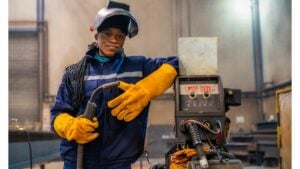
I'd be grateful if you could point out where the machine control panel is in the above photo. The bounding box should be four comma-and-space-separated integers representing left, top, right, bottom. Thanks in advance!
179, 83, 220, 112
176, 76, 225, 115
175, 75, 226, 140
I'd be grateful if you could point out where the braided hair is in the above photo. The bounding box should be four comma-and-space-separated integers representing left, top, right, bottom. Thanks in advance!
63, 42, 97, 108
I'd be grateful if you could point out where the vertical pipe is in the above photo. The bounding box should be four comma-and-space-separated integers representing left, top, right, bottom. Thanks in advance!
37, 0, 46, 124
178, 0, 182, 37
36, 0, 39, 31
171, 0, 178, 55
41, 0, 45, 26
41, 0, 48, 99
251, 0, 264, 115
37, 0, 43, 123
41, 0, 47, 98
251, 0, 264, 92
187, 0, 192, 37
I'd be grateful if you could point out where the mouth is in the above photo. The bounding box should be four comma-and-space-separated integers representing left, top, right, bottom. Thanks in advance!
106, 45, 120, 51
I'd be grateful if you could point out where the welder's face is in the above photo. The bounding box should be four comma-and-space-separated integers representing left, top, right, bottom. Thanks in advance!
96, 28, 126, 57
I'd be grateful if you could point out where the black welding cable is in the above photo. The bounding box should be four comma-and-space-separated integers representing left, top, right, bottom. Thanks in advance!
186, 123, 209, 168
149, 163, 165, 169
145, 150, 166, 169
205, 132, 222, 162
17, 128, 33, 169
143, 150, 166, 168
205, 128, 235, 161
217, 151, 235, 159
24, 130, 33, 169
144, 150, 152, 165
184, 120, 220, 135
215, 120, 231, 152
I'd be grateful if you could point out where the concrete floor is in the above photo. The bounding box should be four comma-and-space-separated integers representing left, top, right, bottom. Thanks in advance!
243, 167, 279, 169
25, 159, 280, 169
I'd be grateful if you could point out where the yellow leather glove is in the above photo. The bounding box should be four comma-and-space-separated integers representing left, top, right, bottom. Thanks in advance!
170, 149, 197, 164
170, 162, 188, 169
108, 64, 177, 122
53, 113, 99, 144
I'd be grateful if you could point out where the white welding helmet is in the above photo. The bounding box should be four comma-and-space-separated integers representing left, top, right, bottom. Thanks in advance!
92, 1, 138, 38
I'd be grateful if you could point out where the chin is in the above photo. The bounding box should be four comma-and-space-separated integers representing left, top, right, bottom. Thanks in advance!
105, 53, 115, 57
105, 50, 121, 57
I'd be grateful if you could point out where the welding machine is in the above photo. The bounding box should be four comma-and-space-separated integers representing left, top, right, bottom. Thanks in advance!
163, 75, 243, 169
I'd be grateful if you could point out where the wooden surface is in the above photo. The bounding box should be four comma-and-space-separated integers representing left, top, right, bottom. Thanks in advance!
278, 91, 291, 169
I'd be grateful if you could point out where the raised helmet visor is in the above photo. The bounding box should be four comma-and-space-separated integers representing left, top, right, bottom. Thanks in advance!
93, 7, 138, 38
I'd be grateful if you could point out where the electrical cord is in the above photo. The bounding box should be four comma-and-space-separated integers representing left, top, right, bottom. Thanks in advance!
205, 131, 223, 162
144, 150, 152, 165
216, 120, 223, 142
186, 119, 234, 162
185, 122, 209, 168
204, 123, 235, 161
184, 120, 220, 135
149, 163, 165, 169
17, 127, 33, 169
142, 141, 166, 168
144, 150, 166, 169
11, 118, 33, 169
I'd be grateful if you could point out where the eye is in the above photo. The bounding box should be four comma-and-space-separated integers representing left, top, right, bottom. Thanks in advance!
104, 32, 113, 37
117, 34, 126, 41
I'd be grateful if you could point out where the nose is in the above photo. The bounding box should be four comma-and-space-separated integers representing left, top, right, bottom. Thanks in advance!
109, 33, 125, 42
109, 35, 119, 42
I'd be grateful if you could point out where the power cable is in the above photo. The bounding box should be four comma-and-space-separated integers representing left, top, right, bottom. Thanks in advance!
11, 118, 33, 169
16, 128, 33, 169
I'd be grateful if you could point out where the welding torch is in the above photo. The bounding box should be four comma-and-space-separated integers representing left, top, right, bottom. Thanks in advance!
77, 81, 120, 169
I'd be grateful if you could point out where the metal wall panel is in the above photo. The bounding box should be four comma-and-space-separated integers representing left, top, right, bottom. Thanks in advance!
9, 32, 40, 122
187, 0, 255, 91
260, 0, 291, 85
